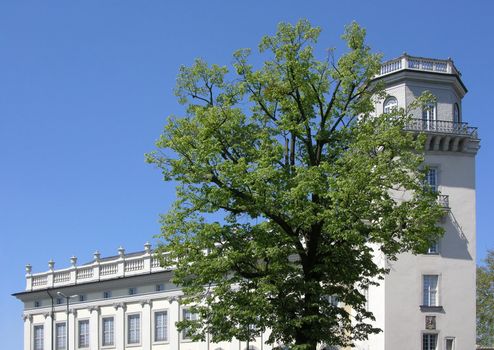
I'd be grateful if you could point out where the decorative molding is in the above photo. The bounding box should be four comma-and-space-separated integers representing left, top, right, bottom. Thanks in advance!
69, 309, 77, 317
89, 305, 100, 313
425, 315, 436, 330
43, 311, 53, 319
167, 295, 181, 303
140, 299, 151, 307
22, 314, 32, 322
113, 302, 127, 311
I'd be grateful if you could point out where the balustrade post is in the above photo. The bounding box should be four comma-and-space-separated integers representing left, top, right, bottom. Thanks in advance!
447, 58, 453, 74
47, 260, 55, 288
143, 242, 152, 273
92, 251, 100, 281
25, 264, 32, 291
69, 256, 77, 284
117, 246, 125, 277
401, 54, 408, 70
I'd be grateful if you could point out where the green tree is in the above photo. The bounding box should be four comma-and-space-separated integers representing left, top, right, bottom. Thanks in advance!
147, 20, 444, 350
478, 250, 494, 346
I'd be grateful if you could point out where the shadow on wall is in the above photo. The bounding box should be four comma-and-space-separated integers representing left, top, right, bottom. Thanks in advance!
439, 210, 472, 261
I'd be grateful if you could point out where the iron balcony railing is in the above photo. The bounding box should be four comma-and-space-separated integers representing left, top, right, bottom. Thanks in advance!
437, 194, 449, 208
405, 119, 478, 139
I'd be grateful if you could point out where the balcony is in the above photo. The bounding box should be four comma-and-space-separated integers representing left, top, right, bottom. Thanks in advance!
378, 54, 460, 78
405, 119, 478, 139
403, 119, 479, 154
437, 194, 449, 209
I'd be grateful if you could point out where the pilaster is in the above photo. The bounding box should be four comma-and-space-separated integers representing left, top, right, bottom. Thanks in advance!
89, 306, 100, 349
169, 296, 181, 350
114, 302, 126, 350
43, 312, 53, 350
22, 314, 32, 350
141, 299, 152, 350
68, 309, 77, 350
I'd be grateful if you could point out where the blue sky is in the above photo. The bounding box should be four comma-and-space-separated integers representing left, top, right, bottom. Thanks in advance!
1, 0, 493, 347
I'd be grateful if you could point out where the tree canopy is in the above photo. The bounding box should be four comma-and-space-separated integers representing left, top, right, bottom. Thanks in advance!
478, 249, 494, 346
147, 20, 444, 350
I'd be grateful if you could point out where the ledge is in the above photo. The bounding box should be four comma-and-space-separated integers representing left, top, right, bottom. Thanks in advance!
420, 305, 444, 313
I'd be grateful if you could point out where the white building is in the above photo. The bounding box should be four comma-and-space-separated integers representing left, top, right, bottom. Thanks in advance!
14, 55, 479, 350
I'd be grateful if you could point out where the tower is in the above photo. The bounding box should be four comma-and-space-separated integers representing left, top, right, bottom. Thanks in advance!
366, 54, 479, 350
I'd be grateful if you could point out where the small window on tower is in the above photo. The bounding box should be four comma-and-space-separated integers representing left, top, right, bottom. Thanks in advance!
383, 96, 398, 114
425, 168, 438, 192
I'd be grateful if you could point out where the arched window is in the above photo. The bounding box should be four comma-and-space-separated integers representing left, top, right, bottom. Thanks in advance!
453, 103, 461, 124
383, 96, 398, 114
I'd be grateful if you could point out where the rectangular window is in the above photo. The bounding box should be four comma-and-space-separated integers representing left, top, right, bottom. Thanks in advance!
56, 298, 63, 305
182, 309, 197, 339
103, 291, 112, 299
79, 295, 86, 302
423, 275, 439, 306
155, 284, 164, 292
127, 314, 141, 344
427, 242, 439, 254
422, 333, 438, 350
425, 168, 438, 192
33, 325, 44, 350
129, 287, 137, 295
34, 300, 41, 308
154, 311, 168, 342
445, 337, 455, 350
422, 103, 437, 130
56, 323, 66, 350
78, 320, 90, 348
102, 317, 114, 346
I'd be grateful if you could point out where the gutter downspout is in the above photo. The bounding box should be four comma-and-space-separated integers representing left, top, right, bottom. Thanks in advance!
46, 290, 54, 350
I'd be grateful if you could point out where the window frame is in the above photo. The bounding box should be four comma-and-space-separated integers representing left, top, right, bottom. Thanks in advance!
128, 287, 137, 295
427, 241, 440, 255
444, 337, 455, 350
103, 291, 112, 299
383, 96, 398, 114
33, 324, 44, 350
77, 319, 90, 349
155, 284, 165, 292
422, 274, 440, 307
425, 167, 439, 193
153, 309, 169, 343
181, 308, 198, 341
422, 102, 437, 130
100, 316, 115, 348
422, 332, 438, 350
55, 321, 67, 350
126, 312, 142, 346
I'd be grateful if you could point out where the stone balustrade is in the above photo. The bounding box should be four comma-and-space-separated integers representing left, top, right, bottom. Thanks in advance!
378, 54, 460, 77
24, 242, 169, 291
